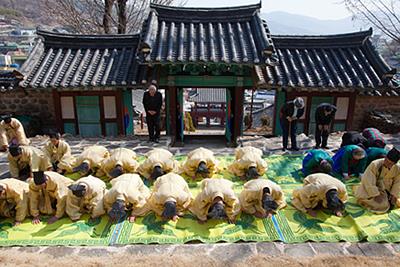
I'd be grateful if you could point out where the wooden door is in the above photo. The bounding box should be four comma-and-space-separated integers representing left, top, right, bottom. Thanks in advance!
76, 96, 102, 137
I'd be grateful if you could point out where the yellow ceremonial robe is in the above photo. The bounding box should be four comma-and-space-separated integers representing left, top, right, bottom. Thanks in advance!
0, 178, 30, 222
229, 146, 268, 177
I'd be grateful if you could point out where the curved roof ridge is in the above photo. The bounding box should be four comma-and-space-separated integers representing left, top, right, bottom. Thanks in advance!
272, 28, 372, 40
150, 2, 261, 13
36, 28, 140, 42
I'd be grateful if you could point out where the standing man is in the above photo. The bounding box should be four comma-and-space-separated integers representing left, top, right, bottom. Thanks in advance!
0, 114, 30, 152
279, 97, 305, 151
314, 103, 337, 149
142, 84, 163, 143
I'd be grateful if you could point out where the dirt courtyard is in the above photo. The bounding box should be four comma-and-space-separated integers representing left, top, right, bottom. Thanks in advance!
1, 251, 399, 267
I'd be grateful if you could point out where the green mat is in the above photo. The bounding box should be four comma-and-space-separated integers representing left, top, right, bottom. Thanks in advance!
1, 154, 400, 246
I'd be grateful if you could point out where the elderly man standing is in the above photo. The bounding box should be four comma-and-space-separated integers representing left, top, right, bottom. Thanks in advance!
0, 114, 30, 152
355, 147, 400, 214
142, 84, 163, 143
279, 97, 305, 151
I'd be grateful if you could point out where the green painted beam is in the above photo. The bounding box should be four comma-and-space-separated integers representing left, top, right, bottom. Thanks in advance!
159, 75, 254, 87
122, 90, 134, 135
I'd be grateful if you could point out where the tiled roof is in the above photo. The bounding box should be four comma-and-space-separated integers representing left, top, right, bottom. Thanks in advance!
189, 88, 226, 103
138, 3, 278, 65
20, 30, 147, 88
0, 70, 23, 91
255, 29, 399, 95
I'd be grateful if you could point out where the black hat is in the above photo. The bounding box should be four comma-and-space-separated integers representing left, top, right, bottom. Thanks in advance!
109, 165, 124, 178
48, 130, 61, 140
207, 202, 227, 220
108, 199, 126, 221
33, 171, 47, 185
1, 114, 12, 123
245, 166, 260, 179
8, 144, 21, 157
162, 201, 177, 220
150, 166, 164, 180
387, 147, 400, 163
68, 184, 87, 198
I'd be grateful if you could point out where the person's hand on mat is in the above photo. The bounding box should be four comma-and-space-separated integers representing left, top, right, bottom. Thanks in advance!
343, 174, 350, 181
307, 209, 317, 217
171, 215, 179, 222
390, 194, 398, 206
228, 218, 236, 224
13, 221, 21, 227
253, 211, 265, 218
374, 194, 385, 203
266, 212, 273, 219
32, 216, 41, 224
334, 210, 343, 217
198, 219, 206, 224
47, 216, 59, 224
128, 215, 136, 223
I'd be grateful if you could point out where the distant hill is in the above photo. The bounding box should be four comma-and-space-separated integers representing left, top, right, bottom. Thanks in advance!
262, 11, 366, 35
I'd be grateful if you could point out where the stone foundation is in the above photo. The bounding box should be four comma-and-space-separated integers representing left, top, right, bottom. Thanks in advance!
352, 95, 400, 132
0, 89, 55, 135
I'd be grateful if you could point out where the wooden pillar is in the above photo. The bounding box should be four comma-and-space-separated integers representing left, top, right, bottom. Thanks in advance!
52, 89, 63, 133
346, 93, 357, 130
232, 87, 244, 146
167, 86, 178, 146
115, 90, 124, 135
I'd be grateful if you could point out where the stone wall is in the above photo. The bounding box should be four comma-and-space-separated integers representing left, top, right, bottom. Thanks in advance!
352, 95, 400, 131
0, 89, 56, 135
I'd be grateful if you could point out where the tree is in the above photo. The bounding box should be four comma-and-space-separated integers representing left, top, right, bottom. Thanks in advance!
344, 0, 400, 43
42, 0, 184, 34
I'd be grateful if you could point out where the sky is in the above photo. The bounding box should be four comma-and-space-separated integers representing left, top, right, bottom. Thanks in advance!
185, 0, 352, 20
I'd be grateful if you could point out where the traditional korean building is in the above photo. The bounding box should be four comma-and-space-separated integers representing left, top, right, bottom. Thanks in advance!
1, 3, 398, 146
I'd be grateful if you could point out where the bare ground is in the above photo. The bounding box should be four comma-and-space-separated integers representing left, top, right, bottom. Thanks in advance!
1, 251, 400, 267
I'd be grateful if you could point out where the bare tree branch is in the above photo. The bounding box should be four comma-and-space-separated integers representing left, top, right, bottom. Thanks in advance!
42, 0, 183, 34
344, 0, 400, 43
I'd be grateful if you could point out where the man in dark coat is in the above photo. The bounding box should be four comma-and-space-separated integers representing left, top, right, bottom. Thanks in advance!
340, 131, 368, 149
279, 97, 305, 151
314, 103, 337, 149
142, 84, 163, 143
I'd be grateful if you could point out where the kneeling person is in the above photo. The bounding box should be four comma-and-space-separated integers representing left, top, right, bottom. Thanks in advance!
230, 146, 268, 179
43, 132, 75, 174
73, 145, 109, 177
355, 148, 400, 214
66, 175, 107, 221
181, 147, 218, 179
8, 144, 52, 181
190, 178, 240, 224
147, 173, 192, 222
240, 179, 286, 218
332, 145, 367, 180
292, 173, 347, 217
137, 148, 178, 181
0, 178, 30, 226
104, 174, 150, 223
302, 149, 333, 176
29, 171, 73, 224
102, 148, 139, 179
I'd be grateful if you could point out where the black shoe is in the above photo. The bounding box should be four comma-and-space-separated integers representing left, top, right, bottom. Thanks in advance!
322, 145, 330, 149
282, 147, 287, 151
290, 147, 300, 151
314, 145, 320, 149
154, 139, 160, 143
